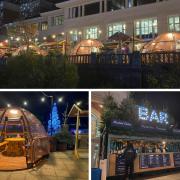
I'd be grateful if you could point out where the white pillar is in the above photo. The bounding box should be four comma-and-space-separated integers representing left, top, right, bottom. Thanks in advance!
104, 0, 107, 12
125, 0, 129, 8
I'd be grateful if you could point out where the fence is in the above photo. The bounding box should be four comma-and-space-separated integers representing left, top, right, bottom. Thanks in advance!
68, 52, 180, 65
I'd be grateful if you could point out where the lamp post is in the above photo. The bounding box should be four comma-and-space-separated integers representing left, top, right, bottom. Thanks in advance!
41, 92, 53, 136
41, 92, 63, 136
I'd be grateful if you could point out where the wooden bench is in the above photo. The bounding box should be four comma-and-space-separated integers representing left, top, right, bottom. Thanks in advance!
0, 141, 8, 152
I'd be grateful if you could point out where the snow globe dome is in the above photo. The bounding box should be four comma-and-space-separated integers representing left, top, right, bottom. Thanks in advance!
0, 107, 50, 170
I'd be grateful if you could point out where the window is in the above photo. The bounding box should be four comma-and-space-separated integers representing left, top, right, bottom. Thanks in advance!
41, 22, 48, 31
85, 27, 99, 39
70, 30, 78, 42
51, 15, 64, 26
108, 23, 126, 37
133, 0, 156, 6
107, 0, 125, 11
135, 18, 158, 38
72, 7, 79, 18
84, 2, 100, 16
169, 16, 180, 32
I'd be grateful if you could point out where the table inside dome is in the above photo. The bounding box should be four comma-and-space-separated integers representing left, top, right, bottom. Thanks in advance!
4, 138, 25, 157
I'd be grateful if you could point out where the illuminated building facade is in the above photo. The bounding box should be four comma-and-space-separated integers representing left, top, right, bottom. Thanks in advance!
4, 0, 180, 44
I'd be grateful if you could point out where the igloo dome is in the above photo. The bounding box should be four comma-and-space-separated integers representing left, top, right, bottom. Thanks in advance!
0, 107, 50, 170
142, 32, 180, 53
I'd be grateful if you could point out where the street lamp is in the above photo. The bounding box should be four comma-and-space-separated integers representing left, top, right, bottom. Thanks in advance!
23, 101, 28, 106
58, 97, 63, 103
41, 97, 46, 102
43, 37, 47, 41
76, 101, 82, 106
41, 92, 54, 136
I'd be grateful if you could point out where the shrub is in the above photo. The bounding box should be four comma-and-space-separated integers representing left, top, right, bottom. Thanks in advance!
0, 52, 78, 88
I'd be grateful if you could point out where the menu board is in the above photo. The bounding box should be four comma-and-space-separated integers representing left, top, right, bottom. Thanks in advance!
140, 154, 171, 169
116, 154, 126, 175
173, 153, 180, 167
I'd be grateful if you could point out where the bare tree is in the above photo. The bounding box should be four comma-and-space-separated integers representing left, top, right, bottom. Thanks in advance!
6, 20, 38, 51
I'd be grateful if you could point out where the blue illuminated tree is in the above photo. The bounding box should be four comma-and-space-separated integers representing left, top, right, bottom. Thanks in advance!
48, 103, 61, 135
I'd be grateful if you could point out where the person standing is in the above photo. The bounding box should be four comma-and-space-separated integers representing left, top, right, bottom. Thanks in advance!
124, 141, 136, 180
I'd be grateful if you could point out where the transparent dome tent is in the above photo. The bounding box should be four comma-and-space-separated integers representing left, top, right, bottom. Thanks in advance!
0, 107, 50, 170
142, 32, 180, 53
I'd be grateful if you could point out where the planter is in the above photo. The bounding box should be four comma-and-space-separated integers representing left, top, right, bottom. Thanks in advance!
49, 137, 57, 152
57, 142, 67, 151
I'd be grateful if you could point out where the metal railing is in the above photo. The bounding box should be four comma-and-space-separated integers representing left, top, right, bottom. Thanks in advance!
68, 52, 180, 65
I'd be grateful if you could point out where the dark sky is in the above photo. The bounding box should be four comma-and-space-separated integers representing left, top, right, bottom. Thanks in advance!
0, 91, 89, 131
133, 92, 180, 128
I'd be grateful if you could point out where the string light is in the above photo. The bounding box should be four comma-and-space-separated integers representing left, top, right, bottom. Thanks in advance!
138, 106, 169, 124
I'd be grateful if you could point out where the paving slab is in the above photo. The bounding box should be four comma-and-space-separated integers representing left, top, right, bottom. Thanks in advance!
0, 151, 88, 180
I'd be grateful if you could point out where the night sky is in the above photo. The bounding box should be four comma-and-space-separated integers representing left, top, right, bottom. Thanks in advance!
0, 91, 89, 132
133, 92, 180, 128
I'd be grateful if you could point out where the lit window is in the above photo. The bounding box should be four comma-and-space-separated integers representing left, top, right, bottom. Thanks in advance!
70, 30, 78, 42
52, 15, 64, 26
135, 18, 158, 39
169, 16, 180, 32
41, 22, 48, 31
108, 23, 126, 37
85, 27, 99, 39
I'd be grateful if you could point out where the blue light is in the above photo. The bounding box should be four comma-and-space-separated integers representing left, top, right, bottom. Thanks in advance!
138, 106, 148, 120
138, 106, 168, 124
48, 102, 61, 135
149, 110, 159, 122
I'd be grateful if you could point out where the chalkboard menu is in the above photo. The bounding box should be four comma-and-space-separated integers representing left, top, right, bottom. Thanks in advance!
140, 154, 171, 169
173, 153, 180, 167
116, 154, 125, 175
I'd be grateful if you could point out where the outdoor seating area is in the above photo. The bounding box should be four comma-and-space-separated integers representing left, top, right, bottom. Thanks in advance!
0, 107, 50, 170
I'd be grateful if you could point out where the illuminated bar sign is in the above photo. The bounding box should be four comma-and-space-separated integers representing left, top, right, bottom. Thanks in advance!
138, 106, 168, 124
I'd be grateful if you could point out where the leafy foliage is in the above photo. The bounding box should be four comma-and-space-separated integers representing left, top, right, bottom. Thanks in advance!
101, 95, 120, 131
54, 128, 74, 145
0, 52, 78, 88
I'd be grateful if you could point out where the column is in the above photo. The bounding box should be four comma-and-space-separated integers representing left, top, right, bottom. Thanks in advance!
125, 0, 129, 8
100, 0, 102, 13
104, 0, 107, 12
82, 5, 85, 16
